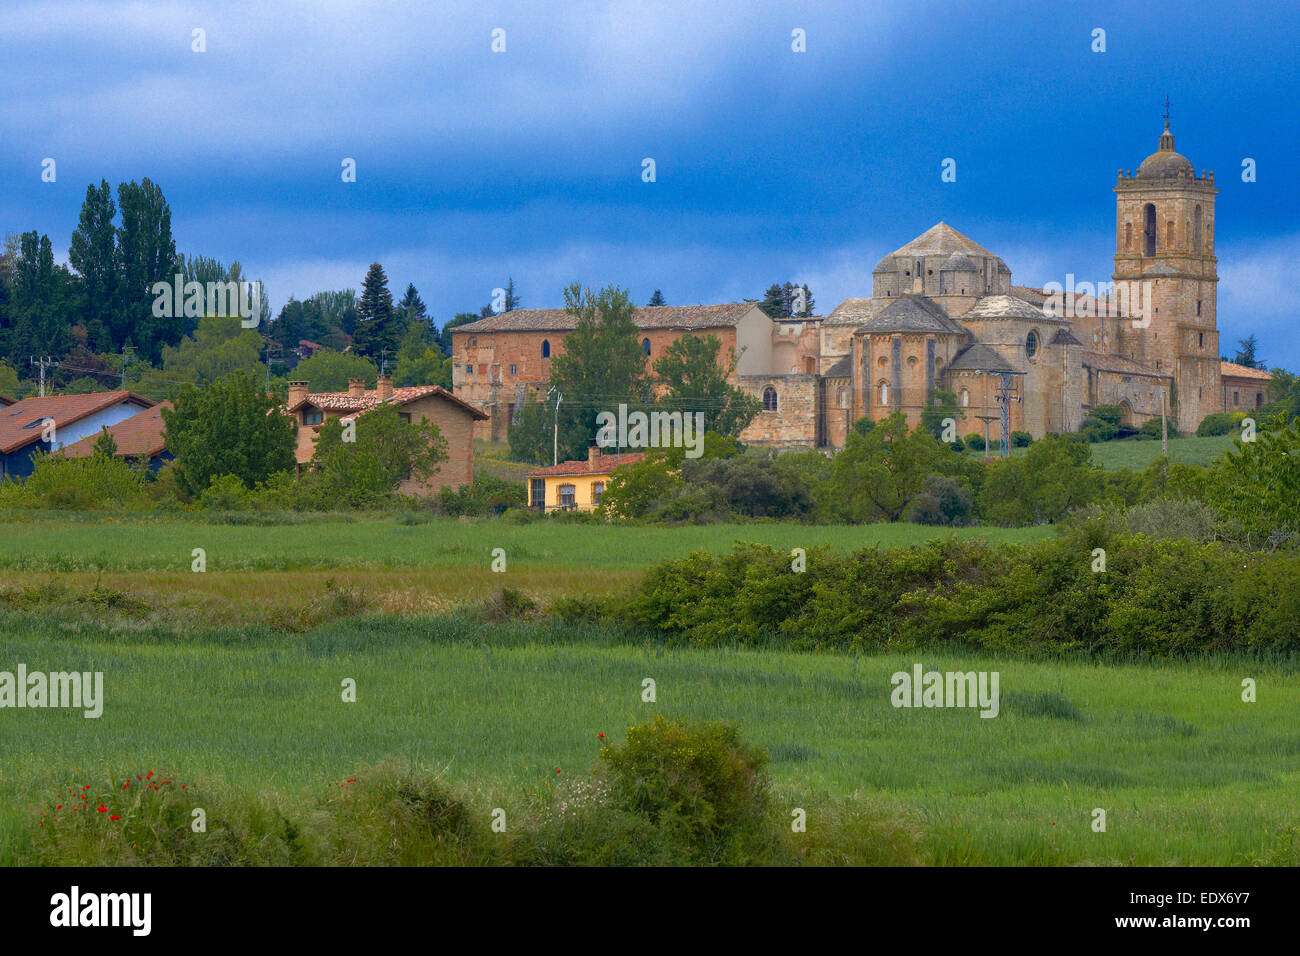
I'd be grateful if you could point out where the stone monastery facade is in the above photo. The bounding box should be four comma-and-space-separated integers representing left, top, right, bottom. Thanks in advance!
452, 121, 1232, 448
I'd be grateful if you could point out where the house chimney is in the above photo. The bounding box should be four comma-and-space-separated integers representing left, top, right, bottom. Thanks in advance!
376, 374, 393, 400
288, 381, 309, 407
348, 378, 366, 399
588, 442, 600, 465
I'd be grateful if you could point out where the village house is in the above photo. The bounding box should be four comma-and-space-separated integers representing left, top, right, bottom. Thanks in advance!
0, 391, 156, 479
286, 375, 486, 495
524, 445, 644, 512
61, 401, 172, 471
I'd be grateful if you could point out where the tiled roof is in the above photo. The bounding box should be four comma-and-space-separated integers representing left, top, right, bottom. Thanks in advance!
291, 385, 488, 420
947, 342, 1018, 374
1050, 328, 1083, 346
525, 452, 645, 478
825, 297, 889, 326
1080, 351, 1169, 378
822, 355, 851, 378
0, 395, 14, 407
0, 391, 155, 455
965, 294, 1062, 322
857, 295, 967, 336
451, 303, 759, 334
883, 222, 999, 260
62, 402, 171, 460
1220, 361, 1271, 381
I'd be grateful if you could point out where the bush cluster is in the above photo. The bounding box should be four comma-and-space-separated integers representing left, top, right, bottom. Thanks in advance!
611, 533, 1300, 656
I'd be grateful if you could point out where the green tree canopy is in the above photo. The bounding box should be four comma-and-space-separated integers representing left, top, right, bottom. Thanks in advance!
652, 333, 760, 438
161, 370, 297, 497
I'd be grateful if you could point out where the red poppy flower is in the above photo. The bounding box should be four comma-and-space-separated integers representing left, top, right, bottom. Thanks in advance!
597, 733, 605, 738
110, 815, 120, 821
123, 782, 129, 788
97, 806, 107, 813
56, 805, 61, 810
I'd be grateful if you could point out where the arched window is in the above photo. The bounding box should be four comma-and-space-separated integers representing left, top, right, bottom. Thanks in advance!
960, 388, 969, 407
838, 388, 848, 409
1194, 205, 1202, 252
1144, 204, 1156, 256
642, 338, 651, 356
1026, 330, 1039, 359
879, 381, 889, 406
762, 386, 778, 411
541, 339, 551, 358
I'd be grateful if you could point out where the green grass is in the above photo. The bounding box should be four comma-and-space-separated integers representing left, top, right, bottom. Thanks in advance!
962, 434, 1236, 470
0, 516, 1050, 573
1086, 434, 1237, 470
2, 614, 1296, 866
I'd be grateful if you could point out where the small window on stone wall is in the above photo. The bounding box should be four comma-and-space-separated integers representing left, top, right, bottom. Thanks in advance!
763, 386, 778, 411
1026, 330, 1040, 359
542, 340, 551, 358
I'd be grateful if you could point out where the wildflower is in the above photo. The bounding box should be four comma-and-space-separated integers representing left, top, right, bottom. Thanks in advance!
110, 815, 120, 821
97, 806, 107, 813
56, 805, 61, 810
597, 733, 605, 739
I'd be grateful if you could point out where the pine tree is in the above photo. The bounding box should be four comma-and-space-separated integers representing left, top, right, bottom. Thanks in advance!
759, 283, 786, 318
352, 263, 404, 360
647, 289, 666, 307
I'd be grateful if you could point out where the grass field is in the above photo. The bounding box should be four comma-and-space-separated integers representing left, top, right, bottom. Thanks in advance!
0, 515, 1050, 573
962, 434, 1237, 469
1, 613, 1295, 866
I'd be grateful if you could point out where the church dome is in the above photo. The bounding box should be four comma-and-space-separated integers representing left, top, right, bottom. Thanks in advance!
1135, 122, 1195, 179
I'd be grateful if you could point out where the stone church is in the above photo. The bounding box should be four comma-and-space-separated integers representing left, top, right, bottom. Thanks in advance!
453, 120, 1247, 449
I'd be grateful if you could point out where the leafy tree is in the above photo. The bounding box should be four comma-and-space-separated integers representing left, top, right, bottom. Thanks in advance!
544, 282, 652, 461
1232, 334, 1263, 369
7, 231, 76, 363
1206, 411, 1300, 541
647, 289, 666, 306
976, 436, 1102, 525
130, 315, 265, 400
113, 178, 179, 362
162, 370, 297, 497
652, 333, 760, 438
308, 404, 447, 506
92, 426, 118, 458
919, 389, 963, 441
0, 360, 21, 399
830, 412, 974, 522
68, 180, 118, 350
291, 349, 378, 392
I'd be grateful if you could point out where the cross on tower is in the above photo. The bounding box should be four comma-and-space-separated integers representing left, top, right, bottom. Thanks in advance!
1162, 96, 1171, 123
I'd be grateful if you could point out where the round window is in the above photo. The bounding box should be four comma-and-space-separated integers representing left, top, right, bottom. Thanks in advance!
1026, 330, 1039, 359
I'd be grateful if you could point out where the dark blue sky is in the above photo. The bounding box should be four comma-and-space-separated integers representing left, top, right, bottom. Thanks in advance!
3, 0, 1297, 364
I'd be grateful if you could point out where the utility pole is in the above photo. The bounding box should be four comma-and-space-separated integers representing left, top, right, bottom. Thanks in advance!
547, 387, 562, 466
1159, 389, 1169, 458
120, 345, 134, 390
30, 356, 58, 397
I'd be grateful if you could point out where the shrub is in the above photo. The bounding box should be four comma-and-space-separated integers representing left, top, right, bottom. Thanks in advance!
1196, 412, 1238, 437
436, 473, 526, 516
904, 474, 973, 526
597, 715, 774, 862
1010, 431, 1033, 447
199, 473, 254, 511
1136, 417, 1177, 440
964, 433, 985, 451
20, 451, 150, 510
947, 438, 965, 453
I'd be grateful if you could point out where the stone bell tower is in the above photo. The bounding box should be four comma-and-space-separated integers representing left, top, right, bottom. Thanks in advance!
1113, 107, 1221, 433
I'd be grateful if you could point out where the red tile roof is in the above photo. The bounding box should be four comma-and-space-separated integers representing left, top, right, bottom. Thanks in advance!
452, 303, 759, 334
289, 384, 488, 420
0, 395, 14, 407
525, 452, 645, 478
1220, 361, 1271, 381
61, 402, 171, 460
0, 392, 155, 454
